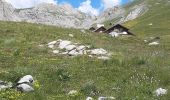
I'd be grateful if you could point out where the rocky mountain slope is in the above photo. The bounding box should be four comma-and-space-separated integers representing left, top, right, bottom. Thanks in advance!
0, 0, 93, 28
96, 0, 148, 27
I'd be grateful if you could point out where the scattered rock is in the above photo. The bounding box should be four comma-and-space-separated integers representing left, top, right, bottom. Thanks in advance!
0, 80, 13, 90
47, 39, 111, 60
48, 44, 55, 49
144, 40, 148, 43
98, 96, 115, 100
77, 45, 86, 50
17, 75, 34, 85
68, 49, 80, 56
97, 56, 110, 60
17, 83, 34, 92
148, 41, 159, 46
53, 50, 60, 54
58, 40, 72, 49
149, 23, 153, 26
65, 45, 76, 51
68, 90, 78, 96
48, 41, 57, 45
90, 48, 108, 55
69, 34, 74, 37
155, 88, 167, 96
86, 97, 93, 100
38, 44, 44, 47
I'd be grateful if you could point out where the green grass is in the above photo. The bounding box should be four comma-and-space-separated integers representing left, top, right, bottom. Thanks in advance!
0, 1, 170, 99
0, 20, 169, 99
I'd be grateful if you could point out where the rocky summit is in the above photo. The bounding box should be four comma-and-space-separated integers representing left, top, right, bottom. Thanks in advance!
0, 0, 93, 28
0, 0, 149, 29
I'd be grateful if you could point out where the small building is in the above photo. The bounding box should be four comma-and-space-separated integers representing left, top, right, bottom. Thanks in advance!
89, 27, 96, 31
94, 26, 107, 33
105, 24, 134, 35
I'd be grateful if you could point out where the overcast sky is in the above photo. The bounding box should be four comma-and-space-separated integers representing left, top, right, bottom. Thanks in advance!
5, 0, 130, 16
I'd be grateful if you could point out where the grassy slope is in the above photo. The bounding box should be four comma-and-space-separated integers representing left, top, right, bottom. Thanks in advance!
0, 1, 170, 99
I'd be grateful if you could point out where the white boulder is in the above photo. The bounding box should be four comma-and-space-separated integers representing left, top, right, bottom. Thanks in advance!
148, 41, 159, 46
53, 50, 60, 54
68, 90, 78, 96
98, 96, 115, 100
65, 45, 76, 51
69, 34, 74, 37
90, 48, 108, 55
48, 44, 54, 49
68, 49, 79, 56
0, 81, 12, 90
86, 97, 93, 100
17, 75, 34, 84
48, 41, 57, 45
155, 88, 167, 96
76, 45, 86, 50
61, 52, 69, 55
98, 56, 110, 60
59, 40, 71, 49
17, 84, 34, 92
149, 23, 153, 26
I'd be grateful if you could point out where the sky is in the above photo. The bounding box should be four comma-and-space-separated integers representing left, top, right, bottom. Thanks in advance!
5, 0, 130, 16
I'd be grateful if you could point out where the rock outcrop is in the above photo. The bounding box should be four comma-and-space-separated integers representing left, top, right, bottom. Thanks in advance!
0, 0, 93, 28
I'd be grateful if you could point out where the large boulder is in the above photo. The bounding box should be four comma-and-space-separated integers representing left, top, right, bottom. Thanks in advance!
17, 75, 34, 85
16, 83, 34, 92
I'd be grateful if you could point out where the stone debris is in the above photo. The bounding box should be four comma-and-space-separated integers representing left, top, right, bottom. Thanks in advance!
155, 88, 167, 96
0, 80, 13, 90
69, 34, 74, 37
149, 23, 153, 26
65, 45, 77, 51
86, 97, 93, 100
47, 39, 111, 60
0, 75, 35, 92
53, 50, 60, 54
48, 41, 57, 45
17, 75, 34, 85
48, 44, 55, 49
89, 48, 108, 55
68, 90, 78, 96
98, 96, 115, 100
97, 56, 110, 60
58, 40, 72, 49
17, 83, 34, 92
148, 41, 159, 46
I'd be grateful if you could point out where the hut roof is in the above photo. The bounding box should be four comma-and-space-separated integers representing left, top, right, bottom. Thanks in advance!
94, 26, 107, 33
105, 24, 129, 33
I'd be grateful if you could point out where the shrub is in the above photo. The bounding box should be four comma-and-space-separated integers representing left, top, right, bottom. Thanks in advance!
81, 81, 99, 96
